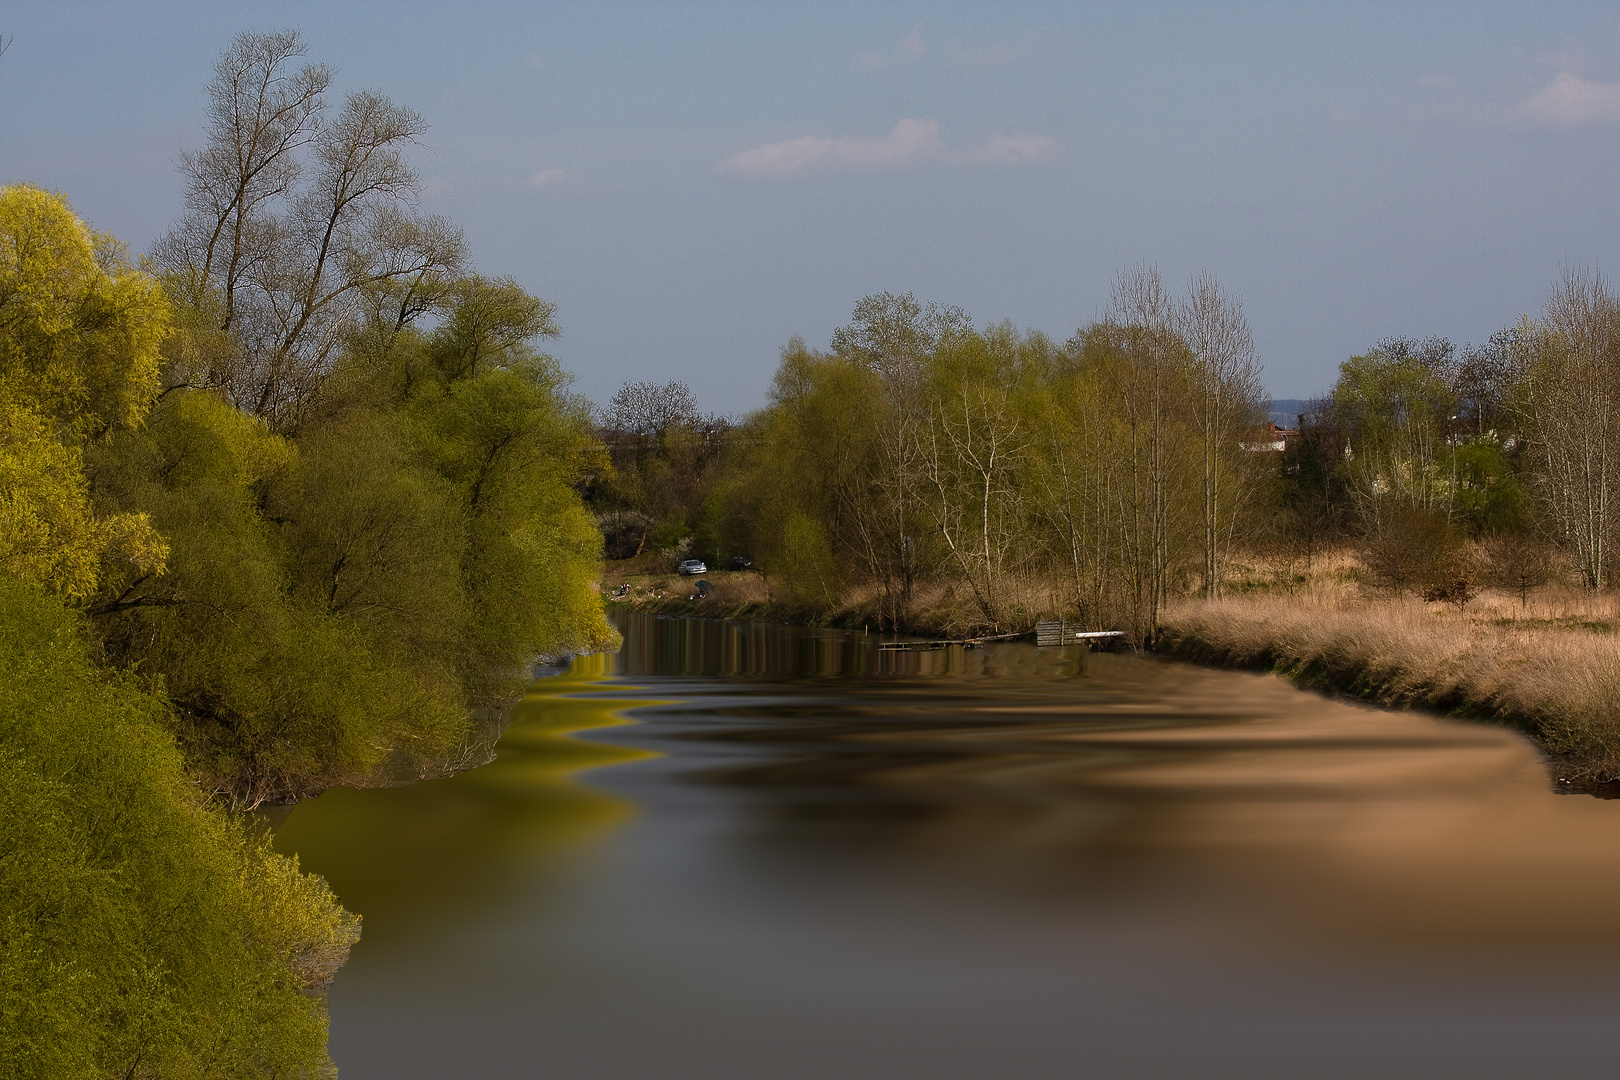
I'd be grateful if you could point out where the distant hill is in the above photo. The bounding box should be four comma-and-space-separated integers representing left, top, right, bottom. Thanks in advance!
1268, 398, 1314, 427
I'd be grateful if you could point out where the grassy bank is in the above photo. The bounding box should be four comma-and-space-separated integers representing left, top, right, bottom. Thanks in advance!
1157, 574, 1620, 785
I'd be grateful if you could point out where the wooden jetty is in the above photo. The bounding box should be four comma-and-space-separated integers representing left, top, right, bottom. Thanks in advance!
1035, 620, 1125, 648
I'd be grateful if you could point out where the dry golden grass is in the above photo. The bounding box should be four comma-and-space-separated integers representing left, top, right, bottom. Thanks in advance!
1159, 582, 1620, 783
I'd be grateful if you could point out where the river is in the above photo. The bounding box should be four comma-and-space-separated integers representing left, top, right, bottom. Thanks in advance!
273, 612, 1620, 1078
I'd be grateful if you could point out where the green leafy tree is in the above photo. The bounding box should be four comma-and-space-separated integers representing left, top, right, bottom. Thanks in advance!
0, 579, 355, 1080
0, 185, 171, 600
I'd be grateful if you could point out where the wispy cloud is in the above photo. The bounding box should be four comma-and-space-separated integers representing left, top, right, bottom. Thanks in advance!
857, 25, 928, 70
528, 168, 568, 187
719, 120, 1060, 178
720, 119, 945, 177
1515, 72, 1620, 125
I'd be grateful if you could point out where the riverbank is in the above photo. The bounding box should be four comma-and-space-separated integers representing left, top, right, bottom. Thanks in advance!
597, 558, 1069, 639
600, 557, 1620, 785
1156, 591, 1620, 786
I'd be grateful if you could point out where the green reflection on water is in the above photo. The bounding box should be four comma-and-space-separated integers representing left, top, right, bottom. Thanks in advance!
272, 653, 658, 937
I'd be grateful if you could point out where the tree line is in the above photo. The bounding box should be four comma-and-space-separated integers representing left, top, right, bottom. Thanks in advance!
589, 268, 1269, 636
593, 269, 1620, 635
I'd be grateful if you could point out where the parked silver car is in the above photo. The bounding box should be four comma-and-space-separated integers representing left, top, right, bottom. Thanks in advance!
676, 559, 707, 575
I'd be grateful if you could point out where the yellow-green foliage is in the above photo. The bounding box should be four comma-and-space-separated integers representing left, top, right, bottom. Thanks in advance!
779, 509, 841, 607
0, 186, 170, 600
90, 389, 472, 804
89, 303, 613, 802
405, 363, 614, 695
0, 184, 168, 438
2, 184, 613, 807
729, 293, 1254, 633
0, 579, 356, 1080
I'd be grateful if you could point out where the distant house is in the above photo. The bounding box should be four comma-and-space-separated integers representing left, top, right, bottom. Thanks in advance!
1240, 422, 1299, 452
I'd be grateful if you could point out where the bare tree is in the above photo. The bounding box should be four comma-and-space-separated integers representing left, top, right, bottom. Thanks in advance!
1179, 271, 1264, 598
606, 380, 700, 435
830, 292, 972, 619
1455, 330, 1514, 438
1106, 265, 1190, 632
155, 30, 463, 429
1513, 271, 1620, 590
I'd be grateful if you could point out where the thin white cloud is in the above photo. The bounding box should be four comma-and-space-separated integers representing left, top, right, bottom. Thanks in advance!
952, 131, 1061, 167
720, 119, 945, 177
528, 168, 568, 187
1516, 72, 1620, 126
524, 53, 546, 71
720, 120, 1061, 178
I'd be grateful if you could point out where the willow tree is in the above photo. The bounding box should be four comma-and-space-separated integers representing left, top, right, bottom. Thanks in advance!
0, 184, 171, 600
0, 186, 356, 1080
739, 340, 885, 611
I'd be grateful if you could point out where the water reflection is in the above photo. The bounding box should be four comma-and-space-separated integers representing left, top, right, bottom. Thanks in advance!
276, 614, 1620, 1079
274, 654, 655, 938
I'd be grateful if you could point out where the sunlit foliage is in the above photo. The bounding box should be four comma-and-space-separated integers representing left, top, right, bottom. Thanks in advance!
0, 579, 355, 1080
723, 275, 1267, 634
0, 185, 170, 600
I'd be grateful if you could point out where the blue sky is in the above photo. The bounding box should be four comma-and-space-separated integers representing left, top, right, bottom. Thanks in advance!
5, 2, 1620, 412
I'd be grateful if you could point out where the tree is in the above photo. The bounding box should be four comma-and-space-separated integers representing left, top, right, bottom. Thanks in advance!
606, 379, 699, 434
155, 29, 463, 430
1100, 265, 1196, 632
1512, 273, 1620, 590
920, 324, 1034, 628
1456, 330, 1515, 438
829, 292, 971, 616
0, 184, 169, 438
432, 274, 558, 381
1179, 270, 1265, 598
1331, 337, 1459, 528
0, 185, 170, 600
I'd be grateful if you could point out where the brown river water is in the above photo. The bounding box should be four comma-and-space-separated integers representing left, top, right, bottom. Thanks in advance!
274, 612, 1620, 1078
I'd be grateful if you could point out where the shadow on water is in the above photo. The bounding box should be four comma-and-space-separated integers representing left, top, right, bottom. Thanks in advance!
277, 612, 1620, 1080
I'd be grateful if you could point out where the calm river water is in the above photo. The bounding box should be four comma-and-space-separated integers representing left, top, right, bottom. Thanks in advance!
274, 613, 1620, 1078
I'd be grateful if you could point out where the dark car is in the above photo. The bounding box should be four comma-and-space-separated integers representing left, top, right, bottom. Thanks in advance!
721, 556, 754, 572
676, 559, 707, 575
